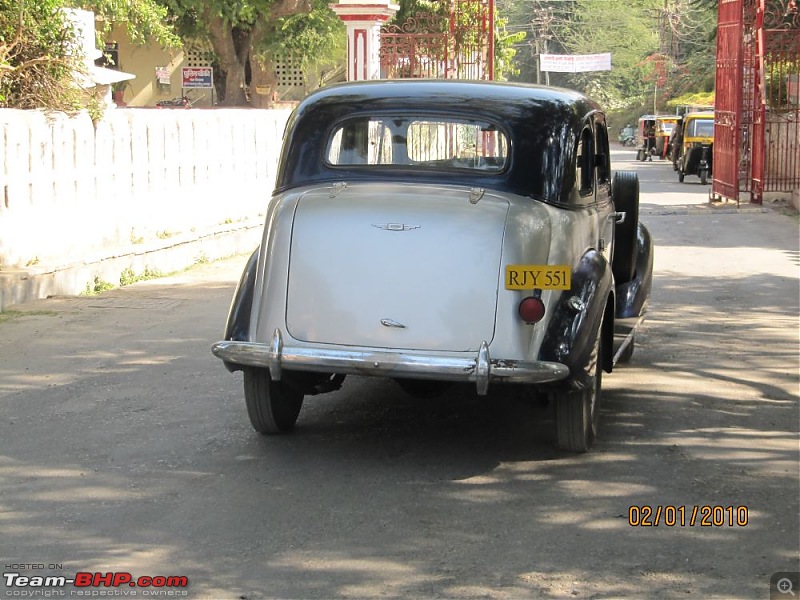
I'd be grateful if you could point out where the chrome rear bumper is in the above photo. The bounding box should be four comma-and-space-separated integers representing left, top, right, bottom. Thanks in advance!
212, 329, 570, 396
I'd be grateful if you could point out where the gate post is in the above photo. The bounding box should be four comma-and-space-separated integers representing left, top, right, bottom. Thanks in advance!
330, 0, 399, 81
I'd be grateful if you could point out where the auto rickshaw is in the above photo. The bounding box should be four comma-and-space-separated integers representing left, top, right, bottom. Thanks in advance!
635, 115, 658, 161
655, 115, 681, 159
675, 111, 714, 184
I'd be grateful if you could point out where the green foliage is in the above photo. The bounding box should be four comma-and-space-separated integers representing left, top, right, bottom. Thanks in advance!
119, 266, 164, 286
388, 0, 525, 81
162, 0, 341, 104
257, 0, 345, 69
0, 0, 178, 112
83, 276, 115, 295
0, 0, 90, 110
555, 0, 661, 108
0, 309, 57, 324
667, 90, 715, 109
504, 0, 718, 117
84, 0, 181, 46
494, 15, 526, 81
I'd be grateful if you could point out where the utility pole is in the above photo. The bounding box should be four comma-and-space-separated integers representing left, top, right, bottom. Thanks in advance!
530, 3, 553, 85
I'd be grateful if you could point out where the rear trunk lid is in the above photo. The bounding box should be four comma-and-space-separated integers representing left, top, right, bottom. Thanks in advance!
286, 183, 509, 352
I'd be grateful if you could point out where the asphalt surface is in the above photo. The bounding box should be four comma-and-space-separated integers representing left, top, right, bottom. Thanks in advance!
1, 148, 798, 599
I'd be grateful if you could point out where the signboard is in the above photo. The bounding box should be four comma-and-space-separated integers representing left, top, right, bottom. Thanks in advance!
181, 67, 213, 89
789, 74, 799, 105
155, 67, 170, 85
540, 53, 612, 73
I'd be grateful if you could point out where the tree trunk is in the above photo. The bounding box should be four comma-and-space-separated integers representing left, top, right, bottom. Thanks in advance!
249, 56, 278, 109
246, 0, 311, 108
204, 8, 252, 106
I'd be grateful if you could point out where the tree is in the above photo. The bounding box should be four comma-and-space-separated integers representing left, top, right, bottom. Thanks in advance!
251, 0, 345, 105
388, 0, 525, 81
1, 0, 82, 110
162, 0, 341, 107
505, 0, 717, 115
0, 0, 179, 112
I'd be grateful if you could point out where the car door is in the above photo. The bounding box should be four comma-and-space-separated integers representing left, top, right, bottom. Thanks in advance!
593, 116, 615, 264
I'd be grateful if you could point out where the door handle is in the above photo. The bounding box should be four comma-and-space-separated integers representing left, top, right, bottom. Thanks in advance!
608, 211, 626, 224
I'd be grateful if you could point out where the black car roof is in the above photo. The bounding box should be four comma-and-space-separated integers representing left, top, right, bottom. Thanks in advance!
274, 79, 604, 204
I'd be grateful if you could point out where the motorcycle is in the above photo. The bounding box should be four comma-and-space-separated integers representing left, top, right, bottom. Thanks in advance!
156, 96, 192, 108
619, 127, 636, 147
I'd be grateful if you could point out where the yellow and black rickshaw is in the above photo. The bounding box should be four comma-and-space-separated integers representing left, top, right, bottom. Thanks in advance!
655, 115, 681, 159
674, 111, 715, 184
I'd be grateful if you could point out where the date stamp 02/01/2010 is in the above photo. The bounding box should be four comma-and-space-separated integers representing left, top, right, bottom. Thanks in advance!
627, 505, 749, 527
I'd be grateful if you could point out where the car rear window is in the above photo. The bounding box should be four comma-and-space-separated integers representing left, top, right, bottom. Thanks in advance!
326, 116, 509, 172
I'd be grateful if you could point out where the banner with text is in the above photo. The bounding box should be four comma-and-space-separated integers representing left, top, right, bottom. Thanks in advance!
540, 53, 612, 73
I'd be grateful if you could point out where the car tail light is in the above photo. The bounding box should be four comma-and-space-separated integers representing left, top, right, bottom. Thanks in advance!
518, 297, 545, 324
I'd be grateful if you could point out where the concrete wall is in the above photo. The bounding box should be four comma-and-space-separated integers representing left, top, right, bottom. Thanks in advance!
0, 108, 291, 270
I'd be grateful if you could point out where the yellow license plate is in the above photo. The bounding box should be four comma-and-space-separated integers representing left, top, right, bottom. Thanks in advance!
505, 265, 571, 290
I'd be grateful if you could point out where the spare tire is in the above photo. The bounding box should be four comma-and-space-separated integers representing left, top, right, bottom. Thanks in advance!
612, 171, 640, 285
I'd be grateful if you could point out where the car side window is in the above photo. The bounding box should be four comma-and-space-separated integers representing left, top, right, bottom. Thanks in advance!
595, 122, 611, 187
576, 127, 594, 198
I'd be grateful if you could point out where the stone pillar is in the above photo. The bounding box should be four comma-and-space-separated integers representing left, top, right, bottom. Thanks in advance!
330, 0, 399, 81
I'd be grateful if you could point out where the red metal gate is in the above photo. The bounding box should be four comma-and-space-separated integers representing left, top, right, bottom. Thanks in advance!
753, 0, 800, 199
713, 0, 745, 202
379, 0, 495, 80
713, 0, 800, 204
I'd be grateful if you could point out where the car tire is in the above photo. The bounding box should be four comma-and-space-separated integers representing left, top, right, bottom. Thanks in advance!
554, 319, 603, 453
612, 171, 639, 285
243, 368, 304, 433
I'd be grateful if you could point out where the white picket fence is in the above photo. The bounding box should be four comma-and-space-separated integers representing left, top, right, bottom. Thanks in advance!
0, 108, 291, 268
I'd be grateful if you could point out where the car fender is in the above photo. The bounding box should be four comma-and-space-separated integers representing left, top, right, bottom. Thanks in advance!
221, 248, 259, 371
615, 223, 653, 319
539, 249, 614, 388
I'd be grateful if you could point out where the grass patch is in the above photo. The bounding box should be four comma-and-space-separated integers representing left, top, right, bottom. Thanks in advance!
130, 229, 145, 244
82, 276, 116, 296
120, 266, 166, 287
0, 309, 57, 324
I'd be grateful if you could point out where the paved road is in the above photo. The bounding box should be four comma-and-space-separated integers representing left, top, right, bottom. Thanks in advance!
1, 149, 798, 599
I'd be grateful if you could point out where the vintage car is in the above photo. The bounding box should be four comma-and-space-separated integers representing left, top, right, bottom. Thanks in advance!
212, 80, 654, 452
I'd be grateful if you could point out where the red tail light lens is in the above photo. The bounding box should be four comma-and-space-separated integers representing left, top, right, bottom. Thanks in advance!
518, 297, 545, 323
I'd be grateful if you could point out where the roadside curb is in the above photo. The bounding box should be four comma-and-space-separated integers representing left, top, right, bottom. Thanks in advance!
0, 222, 262, 312
641, 202, 773, 216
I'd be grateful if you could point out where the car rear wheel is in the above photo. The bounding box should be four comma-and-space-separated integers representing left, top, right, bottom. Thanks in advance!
612, 171, 640, 285
243, 368, 304, 433
553, 321, 603, 453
